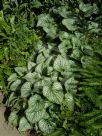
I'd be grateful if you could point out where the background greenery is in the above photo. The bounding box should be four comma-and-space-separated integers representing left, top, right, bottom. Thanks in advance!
0, 0, 102, 136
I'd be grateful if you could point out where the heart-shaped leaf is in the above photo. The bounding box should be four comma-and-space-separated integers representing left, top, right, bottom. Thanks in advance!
43, 82, 64, 104
38, 119, 55, 134
18, 117, 32, 133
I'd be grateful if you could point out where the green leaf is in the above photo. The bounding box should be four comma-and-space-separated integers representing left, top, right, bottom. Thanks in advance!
71, 49, 82, 60
26, 108, 49, 124
6, 92, 17, 107
37, 14, 57, 38
88, 21, 100, 33
27, 61, 36, 71
64, 77, 78, 94
0, 49, 4, 60
10, 79, 21, 91
35, 63, 44, 73
4, 47, 9, 61
62, 18, 78, 31
54, 6, 72, 18
26, 94, 49, 123
59, 31, 73, 41
54, 55, 73, 72
79, 2, 98, 17
15, 67, 27, 76
51, 72, 58, 82
81, 45, 93, 56
24, 72, 41, 83
8, 112, 18, 127
38, 119, 55, 134
31, 0, 42, 8
72, 36, 81, 48
21, 82, 31, 98
43, 82, 64, 104
0, 11, 10, 34
47, 129, 65, 136
36, 53, 45, 64
10, 16, 15, 32
47, 66, 53, 75
64, 93, 74, 111
42, 77, 51, 86
8, 73, 17, 82
59, 40, 72, 56
42, 48, 50, 58
18, 117, 32, 133
34, 80, 43, 93
28, 94, 45, 111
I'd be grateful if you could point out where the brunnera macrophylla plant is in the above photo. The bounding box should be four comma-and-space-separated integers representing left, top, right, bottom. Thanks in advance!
6, 35, 93, 136
4, 1, 102, 136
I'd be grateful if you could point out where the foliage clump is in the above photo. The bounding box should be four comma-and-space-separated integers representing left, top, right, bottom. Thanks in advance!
0, 0, 102, 136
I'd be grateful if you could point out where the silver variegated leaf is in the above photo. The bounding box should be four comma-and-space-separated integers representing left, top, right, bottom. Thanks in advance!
15, 67, 27, 76
43, 82, 64, 104
59, 31, 74, 41
62, 18, 78, 31
64, 93, 74, 111
28, 94, 45, 111
37, 14, 58, 38
27, 61, 36, 71
59, 40, 72, 56
8, 73, 17, 82
10, 79, 21, 91
79, 2, 98, 17
54, 55, 70, 72
8, 111, 18, 127
25, 94, 49, 124
24, 72, 41, 83
21, 82, 31, 98
18, 117, 32, 133
64, 77, 78, 94
36, 53, 45, 64
26, 108, 49, 124
38, 119, 55, 134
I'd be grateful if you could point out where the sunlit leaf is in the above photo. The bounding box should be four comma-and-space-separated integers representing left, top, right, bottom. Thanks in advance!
21, 82, 31, 98
8, 112, 18, 127
18, 117, 32, 133
43, 82, 64, 104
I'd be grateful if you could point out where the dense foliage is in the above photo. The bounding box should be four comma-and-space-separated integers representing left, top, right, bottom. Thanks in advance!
0, 0, 102, 136
0, 0, 40, 89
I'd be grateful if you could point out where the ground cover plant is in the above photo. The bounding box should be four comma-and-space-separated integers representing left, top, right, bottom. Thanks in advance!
0, 0, 102, 136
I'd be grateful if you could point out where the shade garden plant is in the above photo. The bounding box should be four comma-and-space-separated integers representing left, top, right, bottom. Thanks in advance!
0, 0, 102, 136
